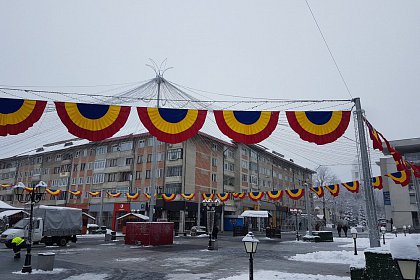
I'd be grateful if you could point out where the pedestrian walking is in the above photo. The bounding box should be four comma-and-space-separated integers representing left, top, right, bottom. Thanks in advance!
337, 224, 342, 237
212, 226, 219, 239
10, 236, 27, 259
342, 224, 348, 237
315, 223, 320, 231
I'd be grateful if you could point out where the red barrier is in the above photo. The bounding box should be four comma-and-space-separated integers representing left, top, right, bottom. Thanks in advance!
125, 222, 174, 246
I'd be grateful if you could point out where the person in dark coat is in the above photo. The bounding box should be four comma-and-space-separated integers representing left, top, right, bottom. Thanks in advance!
212, 226, 219, 239
337, 224, 342, 237
342, 224, 348, 237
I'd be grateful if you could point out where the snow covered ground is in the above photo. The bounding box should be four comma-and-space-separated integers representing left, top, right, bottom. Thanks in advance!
288, 249, 363, 265
218, 271, 349, 280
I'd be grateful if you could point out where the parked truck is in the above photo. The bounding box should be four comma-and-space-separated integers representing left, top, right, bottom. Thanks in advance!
0, 205, 82, 247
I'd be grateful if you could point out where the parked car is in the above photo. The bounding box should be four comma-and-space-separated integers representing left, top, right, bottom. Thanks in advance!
190, 226, 207, 236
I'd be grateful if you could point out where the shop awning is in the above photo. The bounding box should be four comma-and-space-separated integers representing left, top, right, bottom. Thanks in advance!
0, 209, 28, 218
116, 213, 149, 221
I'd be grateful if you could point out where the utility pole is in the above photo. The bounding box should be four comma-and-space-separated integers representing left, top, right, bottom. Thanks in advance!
304, 182, 312, 236
354, 97, 380, 247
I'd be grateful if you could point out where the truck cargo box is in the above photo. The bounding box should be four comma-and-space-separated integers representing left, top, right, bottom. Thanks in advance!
33, 205, 82, 236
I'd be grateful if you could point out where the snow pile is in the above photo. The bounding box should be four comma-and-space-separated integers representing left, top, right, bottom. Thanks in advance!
162, 257, 210, 267
63, 273, 108, 280
115, 257, 147, 262
218, 271, 350, 280
390, 237, 420, 260
13, 268, 67, 275
338, 238, 370, 248
288, 250, 364, 265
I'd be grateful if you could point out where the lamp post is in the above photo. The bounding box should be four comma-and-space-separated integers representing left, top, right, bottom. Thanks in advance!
380, 226, 386, 245
407, 225, 411, 234
290, 208, 302, 241
13, 181, 47, 273
403, 225, 407, 236
351, 227, 358, 255
393, 226, 397, 237
242, 232, 259, 280
202, 198, 220, 250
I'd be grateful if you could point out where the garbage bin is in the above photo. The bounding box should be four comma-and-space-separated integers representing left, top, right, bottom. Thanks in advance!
111, 231, 116, 241
105, 233, 112, 242
37, 252, 55, 271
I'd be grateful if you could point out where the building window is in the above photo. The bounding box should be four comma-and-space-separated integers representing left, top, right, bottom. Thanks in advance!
107, 158, 118, 167
241, 160, 248, 169
241, 148, 248, 156
87, 162, 93, 170
86, 176, 92, 184
78, 177, 84, 185
145, 170, 151, 179
224, 162, 234, 172
120, 172, 132, 181
36, 157, 42, 164
71, 178, 77, 185
80, 163, 86, 171
94, 160, 106, 170
75, 151, 80, 158
211, 173, 217, 182
73, 164, 78, 172
165, 183, 182, 194
55, 154, 62, 161
116, 186, 129, 195
46, 156, 52, 162
135, 171, 142, 180
107, 173, 118, 182
111, 144, 120, 152
96, 146, 107, 155
43, 168, 50, 175
137, 156, 144, 164
120, 141, 133, 151
126, 158, 133, 166
138, 139, 145, 148
242, 174, 248, 182
227, 149, 234, 158
167, 149, 183, 161
250, 175, 258, 185
93, 173, 105, 184
147, 154, 153, 162
146, 138, 153, 146
212, 144, 218, 151
53, 167, 60, 174
212, 158, 218, 166
166, 166, 182, 177
250, 151, 258, 160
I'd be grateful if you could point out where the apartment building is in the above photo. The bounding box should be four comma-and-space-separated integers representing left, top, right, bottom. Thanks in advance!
379, 138, 420, 230
0, 132, 314, 232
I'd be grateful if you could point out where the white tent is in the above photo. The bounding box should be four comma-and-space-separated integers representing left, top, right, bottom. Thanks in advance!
116, 213, 149, 221
240, 210, 271, 218
0, 201, 21, 210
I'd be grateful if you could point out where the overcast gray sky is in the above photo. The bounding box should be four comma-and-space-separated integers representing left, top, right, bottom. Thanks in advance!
1, 0, 419, 181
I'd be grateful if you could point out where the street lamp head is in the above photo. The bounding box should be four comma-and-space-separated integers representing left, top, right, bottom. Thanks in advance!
13, 182, 26, 196
391, 238, 420, 280
403, 225, 407, 230
351, 227, 358, 239
393, 226, 397, 232
380, 226, 386, 234
242, 232, 259, 254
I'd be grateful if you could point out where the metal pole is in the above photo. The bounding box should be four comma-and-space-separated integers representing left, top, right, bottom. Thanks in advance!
197, 192, 201, 226
249, 252, 254, 280
304, 183, 312, 235
353, 238, 357, 255
382, 233, 385, 245
354, 98, 380, 247
22, 192, 34, 273
98, 189, 104, 227
295, 212, 299, 241
148, 75, 162, 222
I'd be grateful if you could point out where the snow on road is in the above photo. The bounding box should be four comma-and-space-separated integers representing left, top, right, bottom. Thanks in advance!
218, 271, 349, 280
13, 268, 68, 275
288, 250, 364, 265
63, 273, 108, 280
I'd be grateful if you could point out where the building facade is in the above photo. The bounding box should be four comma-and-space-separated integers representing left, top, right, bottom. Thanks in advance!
0, 132, 314, 232
379, 138, 420, 230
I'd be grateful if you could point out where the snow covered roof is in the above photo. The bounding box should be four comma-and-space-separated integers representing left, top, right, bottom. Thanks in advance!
116, 213, 149, 221
0, 201, 20, 210
240, 210, 271, 218
82, 212, 96, 220
0, 209, 28, 217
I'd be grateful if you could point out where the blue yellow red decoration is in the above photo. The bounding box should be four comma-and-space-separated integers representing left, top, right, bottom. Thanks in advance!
88, 191, 101, 197
232, 193, 246, 199
107, 192, 121, 198
144, 193, 152, 200
266, 191, 283, 201
371, 176, 383, 190
202, 193, 215, 200
248, 192, 264, 201
341, 181, 360, 193
1, 184, 11, 188
310, 187, 324, 198
217, 193, 230, 202
364, 119, 383, 151
213, 110, 279, 144
285, 189, 304, 200
126, 193, 140, 199
46, 189, 61, 196
24, 187, 34, 192
324, 184, 340, 197
286, 111, 351, 145
69, 190, 82, 196
385, 170, 410, 187
137, 107, 207, 144
55, 101, 130, 141
181, 193, 195, 200
0, 98, 47, 136
162, 193, 177, 201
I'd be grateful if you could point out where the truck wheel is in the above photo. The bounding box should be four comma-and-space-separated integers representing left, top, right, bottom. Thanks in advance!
57, 237, 67, 247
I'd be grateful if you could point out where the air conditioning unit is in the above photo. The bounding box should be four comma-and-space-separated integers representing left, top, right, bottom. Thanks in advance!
59, 172, 70, 177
